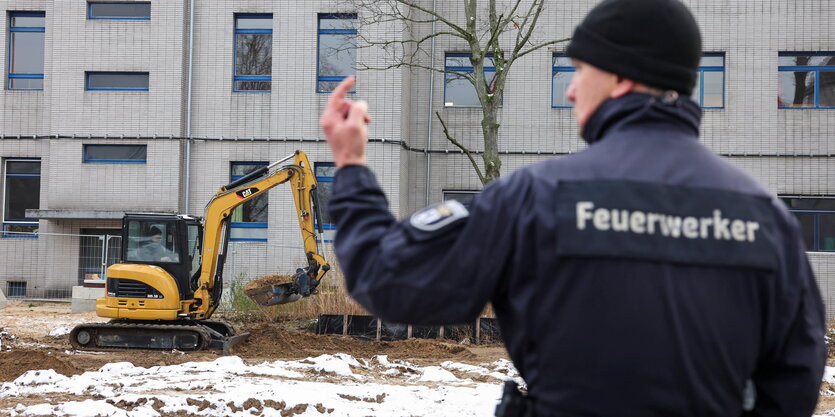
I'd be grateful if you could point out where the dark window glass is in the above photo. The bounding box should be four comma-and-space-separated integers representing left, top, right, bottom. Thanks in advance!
315, 163, 336, 226
230, 162, 268, 223
782, 198, 835, 210
8, 12, 45, 90
317, 14, 357, 92
820, 213, 835, 251
3, 160, 41, 226
86, 72, 149, 90
444, 54, 498, 107
234, 15, 272, 92
7, 281, 27, 297
88, 2, 151, 19
443, 191, 479, 208
794, 213, 817, 251
84, 145, 147, 162
778, 53, 835, 108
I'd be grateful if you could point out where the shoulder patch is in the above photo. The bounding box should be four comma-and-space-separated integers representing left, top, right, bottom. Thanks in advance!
410, 200, 469, 232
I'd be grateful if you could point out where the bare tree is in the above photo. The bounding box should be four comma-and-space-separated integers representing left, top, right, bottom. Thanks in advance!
347, 0, 568, 184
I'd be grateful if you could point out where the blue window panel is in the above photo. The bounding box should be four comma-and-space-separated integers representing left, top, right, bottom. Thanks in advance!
3, 158, 40, 238
690, 53, 725, 109
88, 2, 151, 20
230, 162, 269, 241
86, 72, 149, 91
8, 12, 45, 90
552, 54, 575, 108
315, 162, 336, 240
317, 14, 357, 93
234, 14, 272, 92
229, 222, 268, 242
444, 53, 498, 108
83, 144, 147, 163
778, 52, 835, 109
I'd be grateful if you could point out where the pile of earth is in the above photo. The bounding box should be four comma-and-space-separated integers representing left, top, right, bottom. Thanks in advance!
0, 350, 81, 381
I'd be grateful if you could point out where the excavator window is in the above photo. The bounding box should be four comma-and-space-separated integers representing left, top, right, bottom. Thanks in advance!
125, 220, 181, 263
187, 223, 202, 280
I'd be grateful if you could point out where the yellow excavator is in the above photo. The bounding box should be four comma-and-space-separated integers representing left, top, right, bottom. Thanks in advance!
70, 151, 330, 353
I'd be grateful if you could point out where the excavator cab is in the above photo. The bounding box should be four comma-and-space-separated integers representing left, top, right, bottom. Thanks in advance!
119, 214, 203, 302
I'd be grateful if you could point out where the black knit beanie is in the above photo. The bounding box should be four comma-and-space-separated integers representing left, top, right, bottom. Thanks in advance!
566, 0, 702, 95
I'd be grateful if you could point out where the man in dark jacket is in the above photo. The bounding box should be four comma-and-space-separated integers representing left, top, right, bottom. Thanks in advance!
319, 0, 826, 415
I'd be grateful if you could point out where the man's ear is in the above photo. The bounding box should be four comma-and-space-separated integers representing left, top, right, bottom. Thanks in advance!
610, 77, 636, 98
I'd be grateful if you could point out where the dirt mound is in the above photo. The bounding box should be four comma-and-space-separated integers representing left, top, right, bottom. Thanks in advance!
0, 350, 82, 382
243, 275, 294, 306
237, 322, 474, 363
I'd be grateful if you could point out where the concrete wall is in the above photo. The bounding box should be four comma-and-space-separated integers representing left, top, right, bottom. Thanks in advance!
0, 1, 832, 320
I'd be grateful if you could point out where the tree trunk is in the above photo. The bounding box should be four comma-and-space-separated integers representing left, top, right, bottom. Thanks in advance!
481, 102, 501, 184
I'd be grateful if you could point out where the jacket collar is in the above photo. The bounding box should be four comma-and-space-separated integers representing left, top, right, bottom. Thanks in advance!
581, 92, 702, 144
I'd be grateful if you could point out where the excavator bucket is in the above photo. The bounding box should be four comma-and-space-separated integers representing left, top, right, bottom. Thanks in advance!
244, 270, 317, 306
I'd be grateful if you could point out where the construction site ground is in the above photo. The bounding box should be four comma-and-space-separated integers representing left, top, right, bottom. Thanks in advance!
1, 302, 834, 415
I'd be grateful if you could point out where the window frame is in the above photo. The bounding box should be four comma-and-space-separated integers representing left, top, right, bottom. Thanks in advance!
6, 281, 27, 297
551, 53, 575, 109
233, 13, 273, 93
7, 11, 46, 91
781, 197, 835, 252
778, 52, 835, 110
87, 2, 151, 21
85, 71, 149, 91
2, 158, 40, 238
443, 52, 497, 108
693, 52, 725, 109
316, 13, 358, 93
83, 144, 147, 164
229, 161, 268, 242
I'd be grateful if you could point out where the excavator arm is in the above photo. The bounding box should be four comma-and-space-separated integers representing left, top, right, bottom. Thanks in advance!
192, 150, 330, 318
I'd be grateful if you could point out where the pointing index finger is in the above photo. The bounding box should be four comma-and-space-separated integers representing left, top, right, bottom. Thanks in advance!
327, 77, 356, 110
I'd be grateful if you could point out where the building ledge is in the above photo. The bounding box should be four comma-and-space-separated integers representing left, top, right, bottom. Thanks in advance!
25, 209, 173, 220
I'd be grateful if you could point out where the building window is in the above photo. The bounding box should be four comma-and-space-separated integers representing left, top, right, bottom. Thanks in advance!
88, 2, 151, 20
86, 72, 149, 91
552, 54, 575, 108
444, 53, 497, 107
778, 53, 835, 109
317, 13, 357, 93
782, 197, 835, 252
443, 190, 479, 208
3, 159, 40, 237
6, 281, 26, 297
692, 53, 725, 108
315, 163, 336, 241
234, 14, 272, 92
230, 162, 268, 242
7, 11, 45, 90
83, 144, 147, 163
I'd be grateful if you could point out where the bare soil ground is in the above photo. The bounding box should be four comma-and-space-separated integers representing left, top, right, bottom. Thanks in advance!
0, 302, 507, 383
2, 302, 833, 415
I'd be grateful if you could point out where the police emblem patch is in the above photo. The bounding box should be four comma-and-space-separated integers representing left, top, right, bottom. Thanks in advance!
410, 200, 469, 231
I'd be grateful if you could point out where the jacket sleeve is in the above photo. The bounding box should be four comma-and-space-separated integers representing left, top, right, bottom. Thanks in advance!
327, 165, 519, 325
749, 216, 827, 416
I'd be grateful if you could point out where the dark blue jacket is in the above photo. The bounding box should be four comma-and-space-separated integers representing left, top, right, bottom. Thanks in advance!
329, 93, 826, 416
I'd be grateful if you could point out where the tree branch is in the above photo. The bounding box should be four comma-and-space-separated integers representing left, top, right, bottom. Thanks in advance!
436, 111, 485, 184
516, 37, 571, 59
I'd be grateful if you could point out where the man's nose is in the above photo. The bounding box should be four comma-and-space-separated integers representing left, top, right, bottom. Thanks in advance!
566, 79, 577, 103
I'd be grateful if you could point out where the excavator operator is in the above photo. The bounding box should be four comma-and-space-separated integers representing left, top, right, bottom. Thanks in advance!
319, 0, 826, 416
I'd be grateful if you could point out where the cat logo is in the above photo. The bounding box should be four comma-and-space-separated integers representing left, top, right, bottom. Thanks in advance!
236, 187, 259, 199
